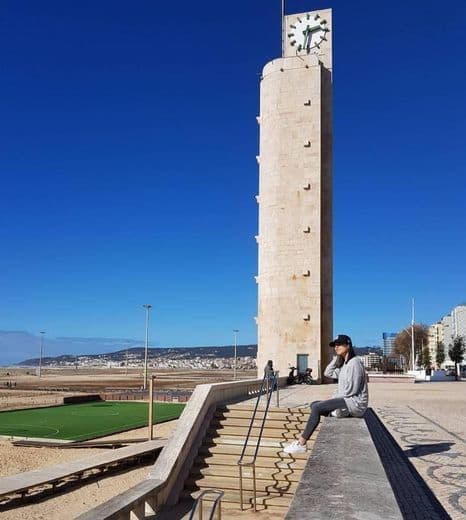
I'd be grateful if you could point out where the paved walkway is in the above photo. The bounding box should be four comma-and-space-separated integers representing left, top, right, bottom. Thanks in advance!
244, 381, 465, 519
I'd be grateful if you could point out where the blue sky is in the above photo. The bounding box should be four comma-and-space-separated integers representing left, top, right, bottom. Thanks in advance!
0, 0, 465, 360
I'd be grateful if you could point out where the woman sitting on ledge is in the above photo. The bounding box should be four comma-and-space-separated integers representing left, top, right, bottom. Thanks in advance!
284, 334, 368, 454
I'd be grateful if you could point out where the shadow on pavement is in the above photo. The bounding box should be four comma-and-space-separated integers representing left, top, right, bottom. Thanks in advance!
404, 442, 455, 458
364, 408, 451, 520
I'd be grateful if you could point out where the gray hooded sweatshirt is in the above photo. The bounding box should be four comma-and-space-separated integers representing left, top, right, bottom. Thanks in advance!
324, 356, 369, 417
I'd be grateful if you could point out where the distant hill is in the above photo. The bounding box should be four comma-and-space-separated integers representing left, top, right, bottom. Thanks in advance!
18, 345, 258, 366
18, 344, 382, 366
0, 330, 142, 366
353, 346, 383, 356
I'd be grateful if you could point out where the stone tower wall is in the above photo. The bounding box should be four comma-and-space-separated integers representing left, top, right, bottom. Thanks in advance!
256, 9, 333, 381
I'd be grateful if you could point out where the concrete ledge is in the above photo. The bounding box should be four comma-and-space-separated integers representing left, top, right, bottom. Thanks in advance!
285, 412, 402, 520
0, 440, 165, 501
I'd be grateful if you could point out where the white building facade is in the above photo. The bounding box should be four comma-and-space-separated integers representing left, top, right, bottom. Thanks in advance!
430, 305, 466, 368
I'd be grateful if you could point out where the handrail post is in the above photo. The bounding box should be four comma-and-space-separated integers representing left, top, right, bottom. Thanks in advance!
199, 498, 203, 520
148, 375, 155, 440
276, 370, 280, 408
252, 463, 257, 512
239, 465, 244, 511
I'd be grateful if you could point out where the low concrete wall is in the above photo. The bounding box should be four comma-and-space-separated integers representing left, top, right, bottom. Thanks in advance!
76, 376, 287, 519
63, 394, 102, 404
367, 374, 414, 383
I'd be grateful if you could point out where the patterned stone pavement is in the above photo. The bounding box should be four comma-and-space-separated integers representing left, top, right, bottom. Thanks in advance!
375, 405, 465, 520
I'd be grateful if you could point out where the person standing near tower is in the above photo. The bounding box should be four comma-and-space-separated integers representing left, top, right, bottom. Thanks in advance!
284, 334, 368, 454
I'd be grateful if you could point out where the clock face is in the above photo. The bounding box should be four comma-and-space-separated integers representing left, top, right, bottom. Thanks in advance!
287, 12, 329, 53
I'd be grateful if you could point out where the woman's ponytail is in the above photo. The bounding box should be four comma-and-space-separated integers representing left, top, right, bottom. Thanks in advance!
345, 345, 356, 363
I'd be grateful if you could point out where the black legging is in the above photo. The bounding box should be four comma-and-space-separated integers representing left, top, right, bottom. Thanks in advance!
302, 398, 347, 440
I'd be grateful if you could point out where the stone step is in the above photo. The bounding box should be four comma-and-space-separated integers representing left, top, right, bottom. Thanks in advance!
155, 499, 287, 520
217, 408, 310, 422
207, 427, 304, 440
184, 489, 292, 508
190, 464, 301, 482
212, 417, 306, 430
198, 443, 309, 460
186, 474, 298, 495
194, 454, 307, 470
203, 435, 304, 449
225, 405, 310, 414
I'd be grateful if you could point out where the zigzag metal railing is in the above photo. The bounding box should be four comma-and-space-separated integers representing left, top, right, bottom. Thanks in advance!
237, 369, 279, 511
188, 489, 224, 520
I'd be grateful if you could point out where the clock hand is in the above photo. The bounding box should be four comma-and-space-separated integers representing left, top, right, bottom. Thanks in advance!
302, 25, 322, 36
303, 31, 309, 49
302, 25, 322, 48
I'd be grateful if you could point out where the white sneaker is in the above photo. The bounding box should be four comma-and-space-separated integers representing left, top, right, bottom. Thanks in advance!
283, 440, 306, 454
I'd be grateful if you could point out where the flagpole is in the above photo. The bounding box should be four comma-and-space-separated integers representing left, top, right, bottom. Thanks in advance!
281, 0, 285, 57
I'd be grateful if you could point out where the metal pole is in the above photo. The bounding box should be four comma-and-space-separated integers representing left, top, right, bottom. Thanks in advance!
239, 465, 244, 511
148, 375, 155, 440
38, 331, 45, 378
142, 304, 152, 390
252, 464, 257, 512
281, 0, 286, 57
233, 329, 239, 380
411, 298, 415, 370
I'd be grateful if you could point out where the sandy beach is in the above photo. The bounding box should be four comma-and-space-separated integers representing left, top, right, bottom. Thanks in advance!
0, 420, 178, 520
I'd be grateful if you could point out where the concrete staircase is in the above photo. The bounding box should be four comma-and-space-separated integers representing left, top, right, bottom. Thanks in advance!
180, 404, 315, 519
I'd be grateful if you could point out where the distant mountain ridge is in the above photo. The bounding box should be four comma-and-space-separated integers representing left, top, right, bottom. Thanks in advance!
18, 345, 258, 366
0, 330, 142, 366
18, 344, 382, 366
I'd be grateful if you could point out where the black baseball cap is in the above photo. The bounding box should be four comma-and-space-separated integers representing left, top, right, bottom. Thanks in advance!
329, 334, 352, 347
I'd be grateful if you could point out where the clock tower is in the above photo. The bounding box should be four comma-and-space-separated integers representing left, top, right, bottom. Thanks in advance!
256, 8, 333, 381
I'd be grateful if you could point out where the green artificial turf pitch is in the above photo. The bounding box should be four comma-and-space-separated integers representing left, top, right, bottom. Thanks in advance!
0, 401, 185, 441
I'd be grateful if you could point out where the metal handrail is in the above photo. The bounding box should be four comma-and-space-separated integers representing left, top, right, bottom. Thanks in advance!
237, 369, 279, 511
188, 489, 224, 520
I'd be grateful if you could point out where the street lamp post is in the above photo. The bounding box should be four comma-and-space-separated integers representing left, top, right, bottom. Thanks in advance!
142, 304, 152, 391
411, 298, 415, 370
233, 329, 239, 380
38, 331, 45, 378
